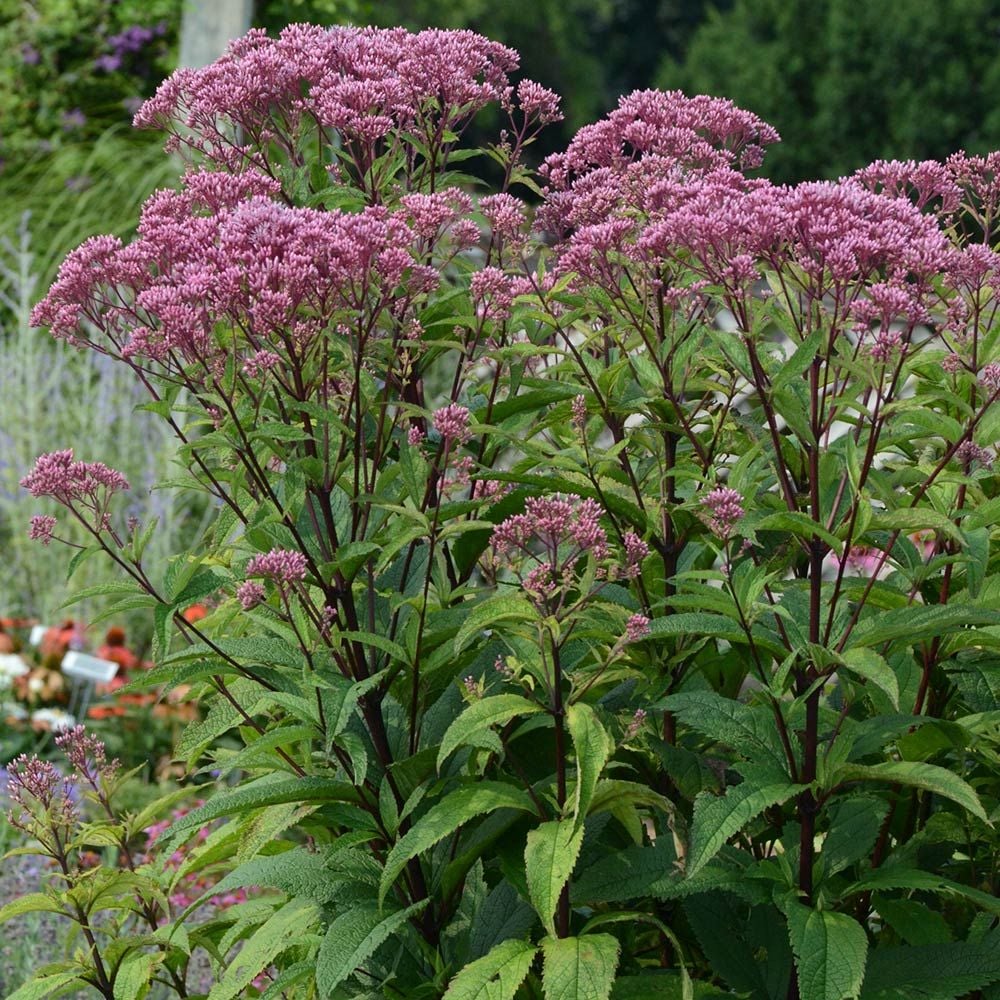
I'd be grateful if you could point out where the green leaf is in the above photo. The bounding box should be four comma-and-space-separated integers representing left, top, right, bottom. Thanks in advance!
783, 901, 868, 1000
525, 819, 585, 938
755, 511, 843, 554
820, 796, 889, 880
161, 776, 363, 848
541, 934, 620, 1000
113, 952, 156, 1000
572, 840, 677, 906
0, 893, 66, 922
658, 691, 790, 771
438, 695, 545, 771
860, 940, 1000, 999
454, 595, 540, 654
177, 847, 337, 918
686, 779, 798, 878
5, 973, 85, 1000
316, 901, 426, 995
442, 939, 539, 1000
837, 762, 988, 821
379, 782, 535, 906
567, 703, 611, 827
206, 898, 318, 1000
846, 605, 1000, 650
839, 649, 900, 710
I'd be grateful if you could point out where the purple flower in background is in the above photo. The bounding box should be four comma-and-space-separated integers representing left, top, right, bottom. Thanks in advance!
108, 25, 155, 55
94, 53, 122, 73
61, 109, 87, 131
20, 44, 40, 66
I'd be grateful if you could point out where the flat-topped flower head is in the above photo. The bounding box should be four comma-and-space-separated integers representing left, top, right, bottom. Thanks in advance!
21, 451, 129, 506
134, 25, 519, 168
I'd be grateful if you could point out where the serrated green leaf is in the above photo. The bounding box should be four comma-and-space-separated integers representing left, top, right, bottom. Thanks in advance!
454, 595, 540, 654
784, 901, 868, 1000
837, 762, 987, 821
839, 648, 900, 710
5, 972, 84, 1000
541, 934, 620, 1000
0, 893, 66, 922
860, 940, 1000, 999
161, 776, 363, 848
572, 840, 677, 906
567, 703, 610, 827
525, 819, 585, 938
438, 694, 545, 770
658, 691, 791, 772
206, 898, 318, 1000
379, 782, 535, 906
442, 939, 538, 1000
687, 779, 798, 878
316, 901, 426, 995
113, 951, 155, 1000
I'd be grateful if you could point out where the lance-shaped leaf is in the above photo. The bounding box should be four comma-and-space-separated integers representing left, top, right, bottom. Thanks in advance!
207, 898, 319, 1000
687, 778, 798, 879
525, 819, 585, 938
541, 934, 620, 1000
836, 762, 988, 821
379, 782, 535, 906
838, 648, 899, 710
442, 939, 539, 1000
783, 900, 868, 1000
316, 901, 426, 995
567, 703, 611, 827
438, 694, 546, 771
454, 595, 540, 654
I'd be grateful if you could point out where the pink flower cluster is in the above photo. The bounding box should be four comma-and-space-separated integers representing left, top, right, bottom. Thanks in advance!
22, 451, 129, 538
29, 514, 57, 545
5, 754, 78, 836
21, 450, 129, 503
432, 403, 472, 444
700, 486, 745, 540
54, 726, 118, 787
491, 494, 646, 611
246, 548, 309, 583
134, 25, 533, 168
30, 170, 431, 370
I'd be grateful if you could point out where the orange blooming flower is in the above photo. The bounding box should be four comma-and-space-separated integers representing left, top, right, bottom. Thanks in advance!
182, 603, 207, 623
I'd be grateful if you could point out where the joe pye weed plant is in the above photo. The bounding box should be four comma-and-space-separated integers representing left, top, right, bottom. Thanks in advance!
6, 21, 1000, 1000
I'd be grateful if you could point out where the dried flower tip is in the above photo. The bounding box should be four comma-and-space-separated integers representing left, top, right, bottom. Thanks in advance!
625, 707, 647, 739
955, 440, 993, 469
571, 394, 587, 428
407, 425, 425, 447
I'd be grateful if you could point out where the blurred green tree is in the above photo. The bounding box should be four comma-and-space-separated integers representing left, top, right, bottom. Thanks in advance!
659, 0, 1000, 182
